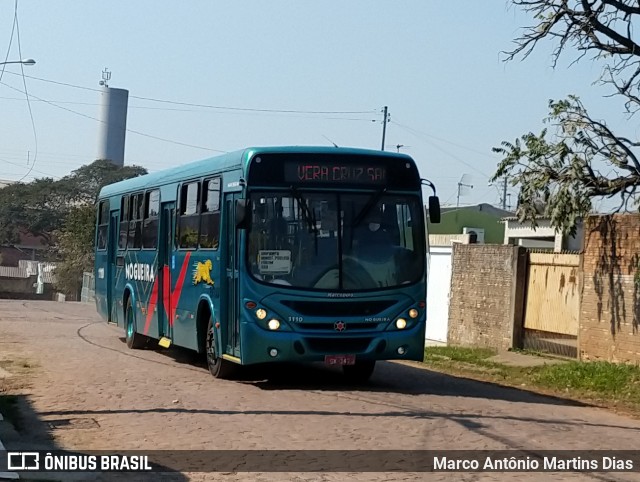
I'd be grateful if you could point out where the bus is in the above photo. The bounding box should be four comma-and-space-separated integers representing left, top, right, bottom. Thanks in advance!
94, 146, 440, 381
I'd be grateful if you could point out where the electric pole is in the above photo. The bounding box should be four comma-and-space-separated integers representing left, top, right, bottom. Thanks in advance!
381, 106, 389, 151
501, 176, 509, 210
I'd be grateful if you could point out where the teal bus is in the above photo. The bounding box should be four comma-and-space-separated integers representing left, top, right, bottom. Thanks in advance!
94, 146, 440, 381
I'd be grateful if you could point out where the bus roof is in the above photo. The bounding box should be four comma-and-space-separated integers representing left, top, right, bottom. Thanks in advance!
97, 145, 414, 198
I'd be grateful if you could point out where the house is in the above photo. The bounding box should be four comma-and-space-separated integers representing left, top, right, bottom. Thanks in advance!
501, 216, 583, 252
426, 203, 514, 244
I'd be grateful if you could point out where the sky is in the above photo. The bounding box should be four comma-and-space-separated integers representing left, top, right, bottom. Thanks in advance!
0, 0, 635, 209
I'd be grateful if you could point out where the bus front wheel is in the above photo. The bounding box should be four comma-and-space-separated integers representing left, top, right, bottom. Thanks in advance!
342, 360, 376, 383
125, 298, 146, 349
206, 316, 235, 379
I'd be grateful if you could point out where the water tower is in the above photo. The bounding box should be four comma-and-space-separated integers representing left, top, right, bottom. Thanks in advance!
96, 68, 128, 167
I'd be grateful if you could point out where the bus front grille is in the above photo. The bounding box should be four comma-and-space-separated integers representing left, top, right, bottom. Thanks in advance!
305, 337, 373, 354
297, 323, 380, 331
281, 300, 396, 317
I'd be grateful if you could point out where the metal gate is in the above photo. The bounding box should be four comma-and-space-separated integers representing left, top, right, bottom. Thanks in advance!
522, 252, 580, 357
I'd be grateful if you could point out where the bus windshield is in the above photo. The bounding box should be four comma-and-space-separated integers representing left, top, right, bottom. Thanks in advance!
246, 190, 424, 291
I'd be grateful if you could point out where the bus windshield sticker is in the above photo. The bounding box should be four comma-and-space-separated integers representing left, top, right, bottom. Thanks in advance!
258, 250, 292, 274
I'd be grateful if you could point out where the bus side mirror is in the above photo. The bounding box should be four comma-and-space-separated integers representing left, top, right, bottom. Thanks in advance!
428, 196, 441, 224
236, 199, 250, 229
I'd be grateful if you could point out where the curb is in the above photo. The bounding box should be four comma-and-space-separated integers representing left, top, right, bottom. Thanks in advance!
0, 413, 19, 480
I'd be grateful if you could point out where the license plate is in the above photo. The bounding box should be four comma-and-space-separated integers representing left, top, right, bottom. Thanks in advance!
324, 354, 356, 366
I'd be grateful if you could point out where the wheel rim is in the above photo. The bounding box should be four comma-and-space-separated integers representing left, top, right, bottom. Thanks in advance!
206, 325, 218, 368
126, 307, 134, 338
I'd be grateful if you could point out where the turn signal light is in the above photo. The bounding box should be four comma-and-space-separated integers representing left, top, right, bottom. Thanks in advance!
409, 309, 419, 319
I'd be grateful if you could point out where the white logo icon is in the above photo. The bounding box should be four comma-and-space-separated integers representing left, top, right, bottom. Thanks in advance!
7, 452, 39, 470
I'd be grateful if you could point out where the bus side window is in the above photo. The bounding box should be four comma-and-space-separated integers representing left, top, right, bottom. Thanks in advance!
128, 193, 144, 249
178, 181, 200, 249
200, 177, 221, 249
118, 196, 129, 250
142, 190, 160, 249
96, 200, 109, 251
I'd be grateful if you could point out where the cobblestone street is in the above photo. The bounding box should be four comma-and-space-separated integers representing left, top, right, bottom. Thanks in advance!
1, 301, 639, 482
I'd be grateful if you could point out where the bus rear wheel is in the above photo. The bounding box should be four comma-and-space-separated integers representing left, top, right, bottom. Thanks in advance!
206, 316, 235, 379
342, 360, 376, 383
125, 298, 146, 349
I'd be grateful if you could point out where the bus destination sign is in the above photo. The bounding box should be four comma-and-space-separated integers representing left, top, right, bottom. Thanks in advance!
284, 162, 387, 185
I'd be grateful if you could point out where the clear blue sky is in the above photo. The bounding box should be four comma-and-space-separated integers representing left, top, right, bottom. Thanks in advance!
0, 0, 632, 208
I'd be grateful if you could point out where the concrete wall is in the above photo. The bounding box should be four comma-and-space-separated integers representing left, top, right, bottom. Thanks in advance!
0, 275, 54, 300
580, 214, 640, 363
448, 244, 526, 350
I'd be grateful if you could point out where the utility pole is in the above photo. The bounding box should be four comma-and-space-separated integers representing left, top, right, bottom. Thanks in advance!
502, 177, 508, 210
381, 106, 389, 151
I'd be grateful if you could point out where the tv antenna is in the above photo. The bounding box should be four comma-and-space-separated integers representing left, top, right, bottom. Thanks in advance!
99, 68, 111, 87
456, 174, 473, 207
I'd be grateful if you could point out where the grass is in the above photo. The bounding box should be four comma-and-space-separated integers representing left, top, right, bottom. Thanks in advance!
422, 346, 640, 414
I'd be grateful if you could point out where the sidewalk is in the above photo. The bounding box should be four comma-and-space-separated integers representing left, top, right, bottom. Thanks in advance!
488, 350, 569, 367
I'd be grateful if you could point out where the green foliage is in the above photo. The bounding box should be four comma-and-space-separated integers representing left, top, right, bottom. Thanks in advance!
423, 346, 640, 410
496, 1, 640, 235
50, 161, 147, 295
52, 205, 98, 296
0, 159, 147, 295
423, 346, 496, 364
0, 160, 147, 248
532, 361, 640, 399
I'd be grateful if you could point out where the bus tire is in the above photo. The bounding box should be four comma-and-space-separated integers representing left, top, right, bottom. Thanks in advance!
125, 297, 146, 350
342, 360, 376, 383
206, 316, 235, 379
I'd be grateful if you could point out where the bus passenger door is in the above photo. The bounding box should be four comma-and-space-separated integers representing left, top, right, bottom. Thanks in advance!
158, 202, 175, 340
223, 193, 241, 357
107, 213, 118, 323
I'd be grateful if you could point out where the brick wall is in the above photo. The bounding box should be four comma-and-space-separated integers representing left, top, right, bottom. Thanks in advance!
580, 214, 640, 363
448, 244, 526, 350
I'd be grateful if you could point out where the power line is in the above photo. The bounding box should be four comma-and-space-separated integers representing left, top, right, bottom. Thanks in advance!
390, 119, 501, 160
0, 80, 226, 153
1, 71, 377, 116
0, 0, 18, 86
13, 2, 39, 183
391, 120, 490, 178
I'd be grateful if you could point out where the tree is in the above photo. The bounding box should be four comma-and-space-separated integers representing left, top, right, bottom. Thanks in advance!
50, 161, 147, 295
493, 0, 640, 235
52, 204, 96, 297
66, 160, 147, 204
0, 160, 147, 248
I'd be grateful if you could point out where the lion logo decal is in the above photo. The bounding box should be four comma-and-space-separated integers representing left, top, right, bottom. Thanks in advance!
193, 259, 214, 286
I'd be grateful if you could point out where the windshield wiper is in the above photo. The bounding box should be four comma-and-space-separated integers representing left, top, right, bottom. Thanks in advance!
289, 186, 318, 235
352, 187, 387, 228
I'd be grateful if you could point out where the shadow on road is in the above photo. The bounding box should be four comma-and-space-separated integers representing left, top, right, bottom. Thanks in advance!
130, 337, 591, 409
0, 394, 187, 481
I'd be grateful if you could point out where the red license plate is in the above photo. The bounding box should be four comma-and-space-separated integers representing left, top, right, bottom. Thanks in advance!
324, 354, 356, 366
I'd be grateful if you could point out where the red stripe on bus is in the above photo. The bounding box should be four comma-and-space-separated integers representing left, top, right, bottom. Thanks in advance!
143, 279, 159, 336
142, 253, 191, 336
169, 252, 191, 326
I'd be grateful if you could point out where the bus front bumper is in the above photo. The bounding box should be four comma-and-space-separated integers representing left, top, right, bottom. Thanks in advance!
240, 321, 425, 365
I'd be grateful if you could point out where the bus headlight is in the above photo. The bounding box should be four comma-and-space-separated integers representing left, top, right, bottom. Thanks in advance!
256, 308, 267, 320
396, 318, 407, 329
409, 309, 419, 319
267, 319, 281, 331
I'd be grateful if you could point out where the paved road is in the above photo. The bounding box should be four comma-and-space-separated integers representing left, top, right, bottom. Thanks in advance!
1, 300, 640, 482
